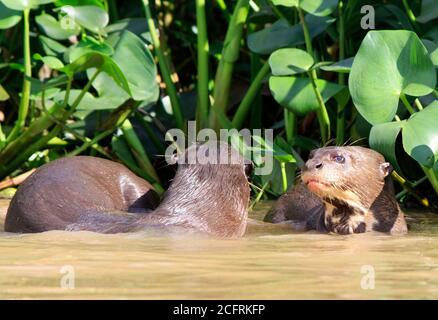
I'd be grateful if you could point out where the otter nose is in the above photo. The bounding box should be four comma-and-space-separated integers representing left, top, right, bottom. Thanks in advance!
304, 160, 323, 171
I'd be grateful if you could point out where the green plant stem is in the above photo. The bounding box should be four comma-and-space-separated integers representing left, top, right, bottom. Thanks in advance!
280, 161, 288, 193
336, 1, 346, 145
195, 0, 210, 129
209, 0, 250, 130
298, 7, 330, 143
402, 0, 421, 33
422, 165, 438, 195
143, 0, 184, 131
284, 109, 296, 144
392, 170, 429, 207
216, 0, 231, 21
134, 112, 166, 155
6, 8, 32, 143
0, 70, 99, 168
107, 0, 119, 21
121, 119, 161, 184
400, 93, 415, 114
249, 181, 269, 211
414, 98, 423, 111
232, 60, 270, 129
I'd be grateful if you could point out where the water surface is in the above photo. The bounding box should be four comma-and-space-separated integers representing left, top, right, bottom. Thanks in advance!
1, 198, 438, 299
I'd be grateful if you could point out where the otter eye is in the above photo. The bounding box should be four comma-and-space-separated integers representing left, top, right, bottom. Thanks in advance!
333, 155, 345, 164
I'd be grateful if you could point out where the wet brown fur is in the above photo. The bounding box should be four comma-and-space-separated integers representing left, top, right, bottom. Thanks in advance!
265, 146, 408, 235
5, 142, 250, 238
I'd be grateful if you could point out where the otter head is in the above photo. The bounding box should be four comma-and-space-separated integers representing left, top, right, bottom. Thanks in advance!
301, 146, 392, 210
160, 140, 251, 238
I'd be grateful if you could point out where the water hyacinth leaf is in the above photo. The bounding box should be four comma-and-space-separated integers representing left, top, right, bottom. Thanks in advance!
105, 18, 152, 43
111, 31, 158, 102
0, 2, 21, 29
60, 5, 109, 34
272, 0, 338, 16
269, 76, 344, 116
1, 0, 55, 10
320, 57, 354, 73
369, 120, 405, 173
248, 15, 335, 55
33, 53, 65, 69
349, 30, 436, 125
417, 0, 438, 23
299, 0, 338, 16
269, 48, 314, 76
62, 52, 130, 96
402, 101, 438, 167
35, 13, 80, 40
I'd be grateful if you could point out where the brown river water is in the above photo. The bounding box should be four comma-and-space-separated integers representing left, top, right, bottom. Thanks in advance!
1, 198, 438, 299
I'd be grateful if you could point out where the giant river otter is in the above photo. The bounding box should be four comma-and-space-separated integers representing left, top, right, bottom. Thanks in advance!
265, 146, 408, 235
5, 141, 251, 238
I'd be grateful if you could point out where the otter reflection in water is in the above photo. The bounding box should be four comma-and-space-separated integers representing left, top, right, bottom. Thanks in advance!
5, 141, 251, 238
265, 146, 408, 235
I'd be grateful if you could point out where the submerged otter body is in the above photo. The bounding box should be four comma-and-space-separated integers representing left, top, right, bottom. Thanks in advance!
5, 142, 250, 238
265, 146, 407, 235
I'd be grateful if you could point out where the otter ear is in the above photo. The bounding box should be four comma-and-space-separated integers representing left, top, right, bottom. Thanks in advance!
380, 162, 393, 178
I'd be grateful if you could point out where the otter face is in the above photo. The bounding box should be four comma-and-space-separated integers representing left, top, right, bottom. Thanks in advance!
301, 146, 392, 209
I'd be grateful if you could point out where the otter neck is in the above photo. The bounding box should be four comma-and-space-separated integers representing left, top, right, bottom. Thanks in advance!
140, 165, 249, 237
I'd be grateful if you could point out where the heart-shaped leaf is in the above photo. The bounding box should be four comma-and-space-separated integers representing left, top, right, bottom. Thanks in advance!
403, 101, 438, 168
86, 31, 158, 105
248, 15, 335, 55
0, 2, 21, 29
269, 76, 345, 116
269, 48, 314, 75
349, 30, 436, 125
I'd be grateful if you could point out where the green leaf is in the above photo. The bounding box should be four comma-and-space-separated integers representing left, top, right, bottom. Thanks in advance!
0, 2, 21, 29
272, 0, 338, 16
269, 48, 314, 76
320, 57, 354, 73
369, 121, 405, 173
66, 37, 113, 62
39, 35, 68, 56
417, 0, 438, 23
403, 101, 438, 167
60, 5, 108, 34
248, 15, 335, 55
422, 39, 438, 67
349, 30, 436, 125
269, 76, 345, 116
54, 0, 105, 8
35, 12, 80, 40
62, 52, 130, 96
33, 53, 65, 69
1, 0, 55, 10
89, 31, 159, 104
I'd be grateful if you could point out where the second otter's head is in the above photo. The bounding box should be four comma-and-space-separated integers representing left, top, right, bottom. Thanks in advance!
161, 140, 251, 238
301, 146, 392, 209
